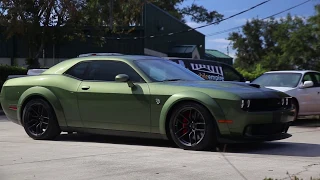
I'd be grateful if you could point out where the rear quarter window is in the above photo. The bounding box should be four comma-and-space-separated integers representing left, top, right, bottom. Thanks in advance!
64, 62, 89, 80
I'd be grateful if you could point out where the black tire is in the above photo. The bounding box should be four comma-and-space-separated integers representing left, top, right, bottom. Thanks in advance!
169, 102, 217, 151
292, 99, 299, 121
22, 98, 61, 140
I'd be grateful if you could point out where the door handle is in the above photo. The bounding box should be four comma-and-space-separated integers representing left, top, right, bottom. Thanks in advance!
81, 86, 90, 90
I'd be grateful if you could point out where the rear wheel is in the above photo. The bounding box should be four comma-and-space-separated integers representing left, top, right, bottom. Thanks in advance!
22, 98, 61, 140
169, 102, 217, 151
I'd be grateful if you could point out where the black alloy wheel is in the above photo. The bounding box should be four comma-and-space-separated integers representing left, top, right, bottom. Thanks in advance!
22, 98, 61, 140
169, 102, 217, 151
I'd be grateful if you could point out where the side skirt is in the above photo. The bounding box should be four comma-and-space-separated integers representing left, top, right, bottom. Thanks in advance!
60, 126, 168, 140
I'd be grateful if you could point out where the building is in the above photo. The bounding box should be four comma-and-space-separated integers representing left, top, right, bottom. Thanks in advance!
0, 2, 205, 67
204, 49, 233, 66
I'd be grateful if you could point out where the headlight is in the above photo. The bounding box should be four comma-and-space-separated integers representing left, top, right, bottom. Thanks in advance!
281, 97, 291, 108
241, 99, 251, 109
240, 98, 292, 112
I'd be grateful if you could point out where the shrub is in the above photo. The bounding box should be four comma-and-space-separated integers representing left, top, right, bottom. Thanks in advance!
236, 64, 269, 81
0, 65, 28, 92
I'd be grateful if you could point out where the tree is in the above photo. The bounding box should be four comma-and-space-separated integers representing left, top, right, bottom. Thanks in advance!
81, 0, 224, 26
228, 5, 320, 80
79, 0, 225, 47
308, 4, 320, 68
0, 0, 223, 68
0, 0, 85, 68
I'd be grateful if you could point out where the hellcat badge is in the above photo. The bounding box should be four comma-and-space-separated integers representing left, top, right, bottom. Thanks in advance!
155, 98, 161, 105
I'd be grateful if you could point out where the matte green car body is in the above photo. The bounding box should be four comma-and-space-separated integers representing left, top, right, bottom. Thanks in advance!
0, 55, 295, 143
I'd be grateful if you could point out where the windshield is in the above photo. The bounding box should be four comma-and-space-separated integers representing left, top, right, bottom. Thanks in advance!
252, 73, 302, 87
134, 59, 204, 82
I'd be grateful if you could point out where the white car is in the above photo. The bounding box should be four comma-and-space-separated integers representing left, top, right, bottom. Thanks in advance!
251, 70, 320, 120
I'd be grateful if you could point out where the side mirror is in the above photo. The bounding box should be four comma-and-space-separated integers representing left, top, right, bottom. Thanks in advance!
245, 81, 251, 83
115, 74, 135, 88
300, 81, 314, 88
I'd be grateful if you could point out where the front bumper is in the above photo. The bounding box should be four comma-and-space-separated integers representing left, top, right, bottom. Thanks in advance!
217, 108, 294, 143
218, 124, 292, 144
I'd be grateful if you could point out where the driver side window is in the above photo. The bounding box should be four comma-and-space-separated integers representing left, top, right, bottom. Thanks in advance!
302, 73, 315, 87
84, 60, 145, 82
303, 74, 312, 82
149, 67, 167, 81
312, 73, 320, 87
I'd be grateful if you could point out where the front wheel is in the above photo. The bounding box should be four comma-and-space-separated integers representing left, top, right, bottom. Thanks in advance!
22, 98, 61, 140
169, 102, 217, 151
292, 100, 299, 121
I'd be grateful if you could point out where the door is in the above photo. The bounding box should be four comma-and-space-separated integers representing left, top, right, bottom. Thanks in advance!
61, 61, 91, 128
310, 72, 320, 114
76, 60, 151, 132
296, 72, 320, 115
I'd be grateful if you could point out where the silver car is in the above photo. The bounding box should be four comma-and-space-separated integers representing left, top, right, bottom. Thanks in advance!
251, 70, 320, 120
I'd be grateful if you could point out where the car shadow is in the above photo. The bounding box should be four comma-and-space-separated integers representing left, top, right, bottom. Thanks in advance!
291, 119, 320, 128
54, 133, 320, 157
55, 133, 177, 148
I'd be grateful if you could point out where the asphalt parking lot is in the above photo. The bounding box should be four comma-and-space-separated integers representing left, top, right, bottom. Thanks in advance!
0, 115, 319, 180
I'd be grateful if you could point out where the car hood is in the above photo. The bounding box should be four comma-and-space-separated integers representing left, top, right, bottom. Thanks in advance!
264, 86, 295, 92
162, 81, 289, 99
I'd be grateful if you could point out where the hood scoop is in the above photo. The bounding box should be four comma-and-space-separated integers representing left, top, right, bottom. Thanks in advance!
248, 83, 261, 88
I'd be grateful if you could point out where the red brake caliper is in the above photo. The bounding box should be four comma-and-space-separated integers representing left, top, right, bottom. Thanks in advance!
182, 111, 189, 134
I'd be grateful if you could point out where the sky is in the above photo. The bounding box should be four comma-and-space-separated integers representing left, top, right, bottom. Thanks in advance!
179, 0, 319, 58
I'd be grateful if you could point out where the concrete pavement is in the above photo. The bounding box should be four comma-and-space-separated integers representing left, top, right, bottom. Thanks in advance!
0, 115, 319, 180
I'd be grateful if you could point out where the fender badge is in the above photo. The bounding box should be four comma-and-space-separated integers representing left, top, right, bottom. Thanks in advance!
155, 98, 161, 105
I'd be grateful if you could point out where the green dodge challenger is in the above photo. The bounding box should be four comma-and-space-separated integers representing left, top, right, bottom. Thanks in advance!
0, 55, 295, 150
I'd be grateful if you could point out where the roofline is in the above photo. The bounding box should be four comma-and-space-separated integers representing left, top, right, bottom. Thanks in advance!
42, 55, 166, 75
145, 2, 205, 37
205, 49, 233, 59
169, 45, 197, 53
264, 70, 319, 74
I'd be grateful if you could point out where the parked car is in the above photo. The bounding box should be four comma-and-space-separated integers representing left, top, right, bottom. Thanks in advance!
251, 70, 320, 120
0, 55, 294, 151
165, 57, 246, 82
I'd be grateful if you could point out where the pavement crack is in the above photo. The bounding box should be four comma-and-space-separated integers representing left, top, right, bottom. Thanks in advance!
280, 163, 320, 180
216, 146, 248, 180
0, 151, 136, 167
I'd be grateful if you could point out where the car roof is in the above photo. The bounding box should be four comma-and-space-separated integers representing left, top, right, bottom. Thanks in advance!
77, 52, 124, 57
76, 55, 163, 61
42, 55, 166, 75
264, 70, 319, 74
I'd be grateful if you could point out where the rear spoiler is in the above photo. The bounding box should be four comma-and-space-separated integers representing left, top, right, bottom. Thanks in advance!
6, 68, 48, 80
27, 69, 48, 75
77, 53, 123, 57
7, 75, 28, 80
